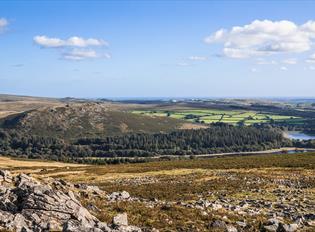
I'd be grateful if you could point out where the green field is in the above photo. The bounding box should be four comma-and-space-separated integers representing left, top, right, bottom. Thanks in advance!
132, 109, 301, 125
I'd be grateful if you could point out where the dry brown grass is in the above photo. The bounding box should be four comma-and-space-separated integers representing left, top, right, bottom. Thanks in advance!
179, 122, 208, 130
0, 156, 85, 172
1, 153, 315, 231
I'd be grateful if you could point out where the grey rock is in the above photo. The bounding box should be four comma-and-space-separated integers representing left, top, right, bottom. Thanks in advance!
201, 211, 208, 216
86, 203, 101, 212
0, 170, 141, 232
209, 220, 238, 232
108, 191, 130, 201
236, 221, 247, 227
209, 220, 226, 229
278, 223, 299, 232
15, 173, 34, 186
75, 183, 104, 197
75, 183, 89, 189
226, 225, 238, 232
211, 203, 223, 210
113, 213, 128, 227
262, 218, 282, 232
263, 224, 278, 232
268, 218, 280, 225
0, 170, 13, 183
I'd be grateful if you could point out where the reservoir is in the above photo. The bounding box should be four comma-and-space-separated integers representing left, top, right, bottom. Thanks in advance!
285, 131, 315, 140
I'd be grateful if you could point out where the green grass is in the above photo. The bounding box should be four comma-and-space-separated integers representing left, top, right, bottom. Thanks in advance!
132, 109, 303, 126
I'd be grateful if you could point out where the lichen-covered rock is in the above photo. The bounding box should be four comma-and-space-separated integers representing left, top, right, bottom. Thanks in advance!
108, 191, 131, 201
113, 213, 128, 227
0, 170, 141, 232
278, 223, 299, 232
0, 170, 13, 183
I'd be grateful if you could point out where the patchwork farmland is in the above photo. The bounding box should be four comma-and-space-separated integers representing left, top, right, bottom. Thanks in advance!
132, 109, 302, 125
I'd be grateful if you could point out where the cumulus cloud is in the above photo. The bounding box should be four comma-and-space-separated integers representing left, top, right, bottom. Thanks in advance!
33, 35, 110, 61
188, 56, 207, 61
34, 35, 107, 48
205, 20, 315, 58
0, 18, 8, 32
63, 49, 111, 61
280, 66, 288, 71
251, 68, 258, 72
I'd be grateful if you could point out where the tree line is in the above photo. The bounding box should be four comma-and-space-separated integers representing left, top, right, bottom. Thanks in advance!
0, 123, 291, 162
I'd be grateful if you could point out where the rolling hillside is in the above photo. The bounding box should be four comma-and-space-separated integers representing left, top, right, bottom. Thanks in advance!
0, 103, 197, 139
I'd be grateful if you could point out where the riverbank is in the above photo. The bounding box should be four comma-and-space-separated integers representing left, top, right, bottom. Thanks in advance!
283, 131, 315, 140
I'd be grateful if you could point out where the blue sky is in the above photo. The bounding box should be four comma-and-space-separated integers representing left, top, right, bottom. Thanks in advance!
1, 0, 315, 98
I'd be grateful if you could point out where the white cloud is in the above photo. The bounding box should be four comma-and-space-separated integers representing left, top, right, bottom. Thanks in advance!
34, 35, 110, 61
177, 62, 191, 67
0, 18, 8, 32
63, 49, 111, 60
205, 29, 226, 43
251, 68, 258, 72
301, 21, 315, 35
282, 58, 297, 64
188, 56, 207, 61
309, 66, 315, 70
34, 35, 107, 48
34, 36, 64, 48
256, 58, 277, 65
223, 47, 269, 58
63, 49, 95, 60
306, 53, 315, 63
205, 20, 315, 58
280, 66, 288, 71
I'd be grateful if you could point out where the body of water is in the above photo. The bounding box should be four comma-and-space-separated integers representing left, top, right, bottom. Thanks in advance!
285, 131, 315, 140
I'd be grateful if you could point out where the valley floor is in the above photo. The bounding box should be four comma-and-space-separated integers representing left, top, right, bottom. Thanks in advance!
1, 153, 315, 231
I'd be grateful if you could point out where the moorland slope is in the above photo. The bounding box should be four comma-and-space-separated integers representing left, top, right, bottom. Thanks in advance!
0, 103, 193, 139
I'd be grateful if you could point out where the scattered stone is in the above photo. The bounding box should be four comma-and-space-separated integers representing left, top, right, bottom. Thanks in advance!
262, 218, 281, 232
263, 224, 278, 232
261, 218, 299, 232
201, 211, 208, 216
209, 220, 226, 229
236, 221, 247, 227
278, 223, 299, 232
226, 224, 238, 232
113, 213, 128, 227
108, 191, 131, 201
161, 204, 172, 210
211, 203, 223, 210
209, 220, 238, 232
86, 203, 101, 212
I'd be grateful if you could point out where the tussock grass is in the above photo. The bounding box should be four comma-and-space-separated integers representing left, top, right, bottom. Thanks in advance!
2, 153, 315, 231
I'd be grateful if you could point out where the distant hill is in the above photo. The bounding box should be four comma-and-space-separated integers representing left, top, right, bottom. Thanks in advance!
0, 94, 62, 119
0, 103, 195, 139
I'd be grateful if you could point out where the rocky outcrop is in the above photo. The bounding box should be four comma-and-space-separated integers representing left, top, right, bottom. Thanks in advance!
261, 218, 299, 232
0, 170, 141, 232
208, 220, 238, 232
